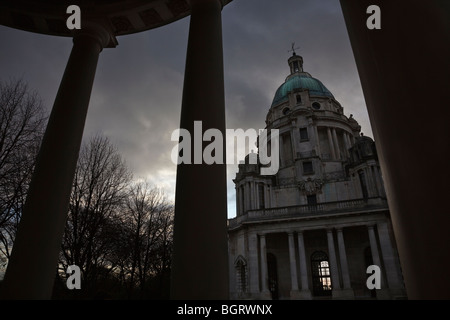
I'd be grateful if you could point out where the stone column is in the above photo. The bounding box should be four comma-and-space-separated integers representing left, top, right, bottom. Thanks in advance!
336, 228, 354, 298
314, 126, 321, 157
259, 234, 271, 298
297, 231, 312, 299
367, 224, 389, 299
1, 25, 114, 299
291, 122, 299, 157
327, 127, 336, 159
340, 0, 450, 299
171, 0, 228, 299
279, 134, 285, 167
364, 167, 376, 197
255, 182, 259, 209
326, 229, 342, 298
343, 133, 351, 158
247, 232, 260, 297
287, 232, 300, 298
332, 128, 341, 160
377, 221, 405, 298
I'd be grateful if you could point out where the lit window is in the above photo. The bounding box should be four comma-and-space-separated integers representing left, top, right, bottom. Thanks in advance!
311, 251, 332, 296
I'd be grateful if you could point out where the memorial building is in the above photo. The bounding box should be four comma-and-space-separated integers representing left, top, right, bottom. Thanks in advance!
228, 52, 406, 300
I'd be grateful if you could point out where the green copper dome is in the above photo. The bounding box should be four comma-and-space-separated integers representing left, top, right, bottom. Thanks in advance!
271, 74, 334, 107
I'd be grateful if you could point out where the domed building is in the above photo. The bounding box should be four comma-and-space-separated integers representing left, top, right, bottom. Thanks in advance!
228, 52, 406, 300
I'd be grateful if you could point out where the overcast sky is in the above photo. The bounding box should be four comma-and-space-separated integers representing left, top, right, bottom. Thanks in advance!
0, 0, 373, 218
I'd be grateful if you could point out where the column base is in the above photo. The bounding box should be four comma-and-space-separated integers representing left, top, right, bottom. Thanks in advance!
374, 288, 391, 300
290, 289, 312, 300
332, 288, 355, 300
258, 290, 272, 300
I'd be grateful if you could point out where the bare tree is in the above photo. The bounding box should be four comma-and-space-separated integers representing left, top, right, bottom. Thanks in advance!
113, 181, 174, 298
0, 79, 46, 262
59, 135, 132, 296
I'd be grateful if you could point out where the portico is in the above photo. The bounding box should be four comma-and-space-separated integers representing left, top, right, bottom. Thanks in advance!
229, 207, 405, 300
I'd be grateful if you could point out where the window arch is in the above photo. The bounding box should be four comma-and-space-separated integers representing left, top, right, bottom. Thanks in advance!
235, 256, 248, 296
311, 251, 332, 296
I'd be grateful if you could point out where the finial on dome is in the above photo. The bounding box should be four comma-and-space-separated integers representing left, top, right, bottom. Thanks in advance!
288, 42, 300, 56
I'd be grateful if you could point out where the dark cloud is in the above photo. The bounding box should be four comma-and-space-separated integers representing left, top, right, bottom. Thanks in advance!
0, 0, 372, 217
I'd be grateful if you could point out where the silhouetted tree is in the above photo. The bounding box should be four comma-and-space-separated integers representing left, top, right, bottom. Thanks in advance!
112, 181, 174, 298
59, 135, 132, 298
0, 79, 46, 264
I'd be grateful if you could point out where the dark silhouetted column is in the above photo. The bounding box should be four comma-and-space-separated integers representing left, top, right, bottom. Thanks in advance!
1, 24, 114, 299
170, 0, 229, 299
340, 0, 450, 299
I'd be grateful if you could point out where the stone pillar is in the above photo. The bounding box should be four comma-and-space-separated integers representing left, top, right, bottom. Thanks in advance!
297, 231, 312, 299
314, 126, 321, 157
327, 127, 336, 159
367, 224, 389, 299
291, 122, 299, 157
171, 0, 228, 299
247, 232, 260, 297
340, 0, 450, 299
332, 128, 341, 160
287, 232, 300, 298
1, 25, 114, 299
343, 133, 351, 158
246, 182, 251, 211
259, 234, 271, 298
279, 134, 285, 167
364, 167, 376, 197
235, 186, 240, 215
336, 228, 354, 298
377, 221, 405, 298
254, 181, 260, 209
326, 229, 343, 298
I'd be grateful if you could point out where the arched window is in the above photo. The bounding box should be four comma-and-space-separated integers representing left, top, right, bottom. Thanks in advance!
282, 107, 291, 115
235, 256, 247, 296
311, 251, 332, 296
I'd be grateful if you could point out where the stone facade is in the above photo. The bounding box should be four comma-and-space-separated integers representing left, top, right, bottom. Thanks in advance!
228, 53, 406, 300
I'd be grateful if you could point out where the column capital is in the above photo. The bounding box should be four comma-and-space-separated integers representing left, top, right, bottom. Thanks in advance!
74, 21, 118, 50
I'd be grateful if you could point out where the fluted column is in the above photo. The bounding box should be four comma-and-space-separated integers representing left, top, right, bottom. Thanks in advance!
171, 0, 228, 299
327, 128, 336, 159
326, 229, 342, 298
1, 24, 114, 299
367, 224, 389, 299
287, 232, 299, 296
247, 232, 259, 296
377, 222, 405, 297
336, 228, 354, 298
332, 128, 341, 160
297, 231, 312, 299
259, 234, 271, 298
